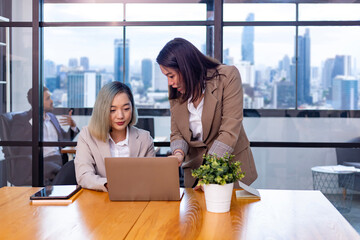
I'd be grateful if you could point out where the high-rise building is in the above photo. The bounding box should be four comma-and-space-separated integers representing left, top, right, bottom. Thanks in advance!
273, 80, 295, 109
236, 61, 255, 87
45, 77, 59, 93
296, 28, 312, 105
321, 58, 335, 90
332, 75, 358, 110
141, 59, 152, 90
67, 71, 102, 108
223, 48, 234, 65
322, 55, 351, 101
278, 55, 291, 81
332, 55, 352, 79
153, 62, 168, 92
68, 58, 78, 69
311, 66, 320, 87
80, 57, 89, 71
241, 13, 254, 65
44, 60, 58, 92
44, 60, 56, 78
201, 43, 207, 56
114, 39, 130, 86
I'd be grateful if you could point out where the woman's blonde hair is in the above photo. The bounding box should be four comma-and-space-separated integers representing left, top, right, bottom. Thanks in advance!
88, 81, 138, 142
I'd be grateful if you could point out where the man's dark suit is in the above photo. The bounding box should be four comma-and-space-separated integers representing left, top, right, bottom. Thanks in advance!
7, 110, 78, 185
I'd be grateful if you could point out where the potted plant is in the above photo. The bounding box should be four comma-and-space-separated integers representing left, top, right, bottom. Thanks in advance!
191, 153, 245, 213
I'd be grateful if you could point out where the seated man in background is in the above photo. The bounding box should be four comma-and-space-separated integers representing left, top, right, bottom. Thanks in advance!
9, 87, 79, 185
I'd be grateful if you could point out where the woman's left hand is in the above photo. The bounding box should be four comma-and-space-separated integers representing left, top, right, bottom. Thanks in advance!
169, 154, 184, 167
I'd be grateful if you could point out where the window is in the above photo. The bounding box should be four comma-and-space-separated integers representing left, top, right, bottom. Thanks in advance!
298, 26, 360, 110
224, 3, 295, 21
43, 3, 124, 22
2, 1, 360, 191
223, 26, 295, 109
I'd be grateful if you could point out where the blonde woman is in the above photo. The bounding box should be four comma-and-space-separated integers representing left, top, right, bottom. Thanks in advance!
75, 82, 155, 191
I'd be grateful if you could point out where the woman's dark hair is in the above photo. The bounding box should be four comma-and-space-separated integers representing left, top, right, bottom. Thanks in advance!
156, 38, 221, 103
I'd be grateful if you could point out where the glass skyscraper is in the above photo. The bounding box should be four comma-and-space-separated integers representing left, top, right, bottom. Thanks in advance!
241, 13, 254, 65
141, 59, 152, 90
332, 76, 358, 110
114, 39, 130, 86
296, 28, 312, 105
67, 72, 102, 108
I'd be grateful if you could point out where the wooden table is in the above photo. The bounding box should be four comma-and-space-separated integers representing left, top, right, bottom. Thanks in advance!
60, 146, 76, 160
60, 146, 76, 155
0, 187, 359, 240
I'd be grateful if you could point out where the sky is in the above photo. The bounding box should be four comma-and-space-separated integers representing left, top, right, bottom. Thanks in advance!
42, 2, 360, 71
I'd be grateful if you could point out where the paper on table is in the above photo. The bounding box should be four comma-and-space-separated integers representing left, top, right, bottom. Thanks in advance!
317, 165, 360, 173
236, 181, 261, 199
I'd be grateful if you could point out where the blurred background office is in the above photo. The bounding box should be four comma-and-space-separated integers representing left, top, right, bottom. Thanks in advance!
1, 0, 360, 230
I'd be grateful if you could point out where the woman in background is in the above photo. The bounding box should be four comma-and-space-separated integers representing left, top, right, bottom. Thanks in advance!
75, 82, 155, 191
156, 38, 257, 189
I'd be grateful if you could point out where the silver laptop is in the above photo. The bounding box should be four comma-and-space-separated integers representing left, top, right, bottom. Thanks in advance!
105, 157, 184, 201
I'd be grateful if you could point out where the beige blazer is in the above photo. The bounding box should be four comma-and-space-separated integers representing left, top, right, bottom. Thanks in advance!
75, 126, 155, 192
170, 65, 258, 188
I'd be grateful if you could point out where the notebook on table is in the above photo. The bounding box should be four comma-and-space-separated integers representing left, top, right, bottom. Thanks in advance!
105, 157, 184, 201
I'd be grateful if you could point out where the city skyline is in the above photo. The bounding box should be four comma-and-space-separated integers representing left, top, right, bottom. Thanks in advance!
44, 25, 360, 74
44, 45, 359, 111
42, 10, 360, 110
42, 2, 360, 71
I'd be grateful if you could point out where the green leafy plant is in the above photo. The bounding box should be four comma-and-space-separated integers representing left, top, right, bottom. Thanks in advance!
191, 153, 245, 185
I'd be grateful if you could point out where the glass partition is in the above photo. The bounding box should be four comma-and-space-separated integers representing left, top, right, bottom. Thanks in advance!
0, 27, 32, 139
223, 2, 295, 21
252, 147, 337, 190
43, 3, 124, 22
126, 3, 206, 21
10, 27, 32, 112
299, 3, 360, 21
0, 0, 32, 22
244, 117, 360, 143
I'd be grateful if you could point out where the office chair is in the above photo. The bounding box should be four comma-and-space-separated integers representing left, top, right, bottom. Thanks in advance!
336, 136, 360, 191
0, 112, 29, 186
135, 118, 155, 138
1, 111, 76, 186
0, 113, 11, 186
52, 160, 77, 185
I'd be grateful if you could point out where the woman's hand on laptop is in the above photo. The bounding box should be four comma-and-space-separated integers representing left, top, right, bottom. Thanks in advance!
169, 154, 184, 167
171, 149, 185, 167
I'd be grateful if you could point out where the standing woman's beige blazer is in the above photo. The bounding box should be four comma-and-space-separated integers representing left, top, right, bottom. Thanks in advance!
170, 65, 258, 188
75, 126, 155, 192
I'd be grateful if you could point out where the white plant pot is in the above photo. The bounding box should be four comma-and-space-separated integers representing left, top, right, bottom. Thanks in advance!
203, 182, 234, 213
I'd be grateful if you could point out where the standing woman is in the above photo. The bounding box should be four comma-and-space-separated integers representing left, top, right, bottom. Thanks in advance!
156, 38, 257, 188
75, 82, 155, 191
